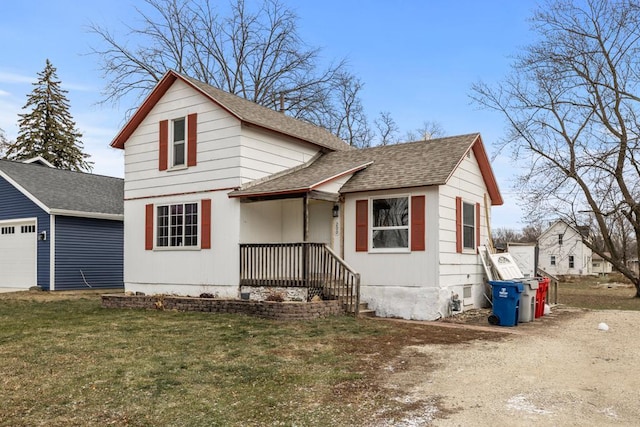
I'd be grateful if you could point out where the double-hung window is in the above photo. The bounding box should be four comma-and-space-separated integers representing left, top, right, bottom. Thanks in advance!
550, 255, 556, 266
156, 202, 198, 248
569, 255, 575, 268
172, 118, 186, 167
371, 197, 409, 249
462, 202, 476, 250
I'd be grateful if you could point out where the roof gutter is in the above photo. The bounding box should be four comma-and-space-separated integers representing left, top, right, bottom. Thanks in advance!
49, 209, 124, 221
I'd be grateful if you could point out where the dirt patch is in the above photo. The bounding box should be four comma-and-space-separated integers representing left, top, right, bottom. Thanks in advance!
0, 288, 122, 301
375, 306, 640, 426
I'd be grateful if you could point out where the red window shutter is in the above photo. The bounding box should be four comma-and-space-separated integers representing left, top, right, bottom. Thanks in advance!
475, 202, 481, 253
411, 195, 425, 251
159, 120, 168, 171
455, 196, 462, 253
355, 199, 368, 252
187, 113, 197, 167
145, 204, 154, 250
201, 198, 211, 249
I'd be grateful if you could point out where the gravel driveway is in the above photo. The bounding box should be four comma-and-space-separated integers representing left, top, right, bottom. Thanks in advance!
381, 307, 640, 426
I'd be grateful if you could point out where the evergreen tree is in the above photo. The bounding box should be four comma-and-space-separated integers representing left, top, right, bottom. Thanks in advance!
0, 128, 9, 157
6, 59, 92, 171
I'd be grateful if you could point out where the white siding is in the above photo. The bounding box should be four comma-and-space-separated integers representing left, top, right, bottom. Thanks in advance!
239, 199, 303, 243
438, 149, 491, 309
343, 187, 442, 320
123, 190, 240, 297
342, 149, 495, 320
123, 79, 321, 200
239, 127, 320, 184
121, 78, 326, 295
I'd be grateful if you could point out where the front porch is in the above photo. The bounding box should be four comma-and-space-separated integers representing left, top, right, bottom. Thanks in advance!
239, 242, 361, 314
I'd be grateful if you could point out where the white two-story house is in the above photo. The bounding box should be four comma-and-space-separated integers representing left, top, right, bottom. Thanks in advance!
110, 70, 503, 320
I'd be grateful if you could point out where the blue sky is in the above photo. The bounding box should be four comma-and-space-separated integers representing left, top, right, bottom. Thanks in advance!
0, 0, 537, 229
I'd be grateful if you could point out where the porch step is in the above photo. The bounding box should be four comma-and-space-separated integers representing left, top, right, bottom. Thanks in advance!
343, 301, 376, 317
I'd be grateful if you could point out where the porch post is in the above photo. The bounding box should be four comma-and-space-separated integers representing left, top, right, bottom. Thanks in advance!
303, 194, 309, 287
303, 194, 309, 242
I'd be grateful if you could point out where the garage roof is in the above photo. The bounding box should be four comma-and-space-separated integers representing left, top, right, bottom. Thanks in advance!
0, 159, 123, 219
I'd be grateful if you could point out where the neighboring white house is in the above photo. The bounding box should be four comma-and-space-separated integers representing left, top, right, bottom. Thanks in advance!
110, 70, 503, 320
537, 219, 608, 276
592, 252, 613, 275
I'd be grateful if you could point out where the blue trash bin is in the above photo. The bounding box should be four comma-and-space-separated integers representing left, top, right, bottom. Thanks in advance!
488, 281, 524, 327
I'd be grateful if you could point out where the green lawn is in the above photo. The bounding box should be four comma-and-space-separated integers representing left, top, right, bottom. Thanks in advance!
0, 295, 379, 426
1, 292, 499, 427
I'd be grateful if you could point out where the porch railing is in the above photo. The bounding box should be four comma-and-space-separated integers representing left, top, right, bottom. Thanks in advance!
239, 242, 360, 314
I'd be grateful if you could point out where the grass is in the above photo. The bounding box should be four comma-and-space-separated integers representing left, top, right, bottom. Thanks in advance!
0, 291, 499, 427
2, 277, 638, 426
0, 297, 364, 426
558, 272, 640, 311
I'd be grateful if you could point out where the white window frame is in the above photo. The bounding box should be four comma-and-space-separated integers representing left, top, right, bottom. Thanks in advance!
550, 255, 556, 266
569, 255, 575, 269
155, 201, 200, 250
462, 201, 476, 251
170, 117, 186, 169
370, 195, 410, 253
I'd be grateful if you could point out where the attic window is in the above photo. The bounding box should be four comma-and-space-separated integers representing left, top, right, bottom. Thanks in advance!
172, 118, 186, 167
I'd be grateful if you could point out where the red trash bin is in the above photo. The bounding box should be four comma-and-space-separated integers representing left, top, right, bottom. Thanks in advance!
535, 277, 550, 318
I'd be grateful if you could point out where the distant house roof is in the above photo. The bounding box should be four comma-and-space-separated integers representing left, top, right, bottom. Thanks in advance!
111, 70, 351, 153
539, 219, 590, 241
0, 159, 124, 219
592, 252, 611, 261
230, 133, 503, 205
22, 156, 55, 168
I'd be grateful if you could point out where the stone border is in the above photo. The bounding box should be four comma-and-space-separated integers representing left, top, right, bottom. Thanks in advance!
101, 294, 343, 320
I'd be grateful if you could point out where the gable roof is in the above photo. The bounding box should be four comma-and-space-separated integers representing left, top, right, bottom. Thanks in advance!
0, 159, 124, 219
230, 133, 503, 205
110, 70, 351, 153
539, 219, 590, 241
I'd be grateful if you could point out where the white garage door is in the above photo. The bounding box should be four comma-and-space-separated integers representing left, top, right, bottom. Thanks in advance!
0, 221, 37, 289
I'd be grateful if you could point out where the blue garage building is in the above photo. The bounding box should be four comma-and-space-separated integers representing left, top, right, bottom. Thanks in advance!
0, 158, 123, 290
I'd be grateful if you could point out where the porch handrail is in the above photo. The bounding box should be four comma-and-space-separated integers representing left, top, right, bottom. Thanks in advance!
323, 245, 359, 276
318, 244, 360, 315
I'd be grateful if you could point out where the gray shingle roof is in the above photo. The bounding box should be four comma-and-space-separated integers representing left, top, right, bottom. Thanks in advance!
0, 159, 124, 217
230, 133, 481, 197
181, 74, 352, 153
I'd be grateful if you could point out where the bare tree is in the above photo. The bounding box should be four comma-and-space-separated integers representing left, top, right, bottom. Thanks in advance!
403, 120, 446, 142
416, 120, 445, 140
374, 111, 400, 146
471, 0, 640, 296
89, 0, 357, 129
491, 228, 523, 248
328, 73, 372, 147
521, 223, 543, 243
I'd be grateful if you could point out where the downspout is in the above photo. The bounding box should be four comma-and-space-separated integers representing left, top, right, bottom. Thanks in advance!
339, 196, 345, 259
49, 214, 55, 291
